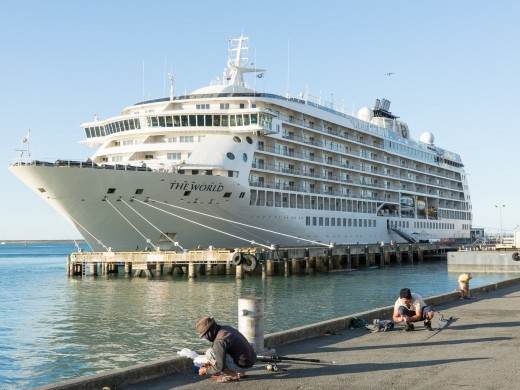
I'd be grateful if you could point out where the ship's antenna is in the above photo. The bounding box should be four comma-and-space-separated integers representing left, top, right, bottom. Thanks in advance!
17, 129, 31, 163
286, 37, 290, 98
168, 72, 175, 101
163, 53, 167, 97
142, 61, 145, 102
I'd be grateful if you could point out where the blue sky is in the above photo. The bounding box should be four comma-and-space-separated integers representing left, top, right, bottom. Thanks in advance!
1, 0, 518, 240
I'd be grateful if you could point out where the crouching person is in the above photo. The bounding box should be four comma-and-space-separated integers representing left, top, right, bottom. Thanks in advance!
392, 288, 434, 331
196, 317, 256, 382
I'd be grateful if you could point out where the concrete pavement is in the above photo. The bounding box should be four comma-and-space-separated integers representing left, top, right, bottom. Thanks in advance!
123, 281, 520, 390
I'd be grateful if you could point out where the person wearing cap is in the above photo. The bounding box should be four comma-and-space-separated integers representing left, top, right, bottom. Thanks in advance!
196, 317, 256, 382
392, 288, 434, 331
457, 273, 472, 299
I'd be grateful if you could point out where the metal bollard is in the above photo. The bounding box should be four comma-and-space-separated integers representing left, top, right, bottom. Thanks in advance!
238, 297, 265, 353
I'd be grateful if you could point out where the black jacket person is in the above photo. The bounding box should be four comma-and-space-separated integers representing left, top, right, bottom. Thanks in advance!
196, 317, 256, 378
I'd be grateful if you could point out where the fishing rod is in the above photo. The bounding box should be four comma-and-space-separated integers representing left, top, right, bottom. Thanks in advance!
257, 354, 322, 363
257, 354, 334, 372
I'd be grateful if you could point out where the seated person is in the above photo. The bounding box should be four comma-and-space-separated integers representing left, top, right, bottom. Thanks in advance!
392, 288, 434, 331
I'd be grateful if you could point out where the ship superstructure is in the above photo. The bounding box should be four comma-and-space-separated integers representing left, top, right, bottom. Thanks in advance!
10, 36, 471, 251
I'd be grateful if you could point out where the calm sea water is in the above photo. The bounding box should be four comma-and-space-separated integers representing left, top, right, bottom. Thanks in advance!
0, 242, 517, 388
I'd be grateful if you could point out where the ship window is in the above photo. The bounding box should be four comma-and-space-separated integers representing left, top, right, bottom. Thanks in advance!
230, 115, 236, 126
244, 114, 250, 126
135, 189, 143, 194
222, 115, 229, 126
197, 115, 204, 126
233, 136, 241, 143
205, 115, 212, 126
181, 115, 188, 126
223, 192, 232, 198
189, 115, 196, 126
319, 217, 323, 226
226, 152, 235, 160
240, 103, 245, 109
165, 116, 173, 127
236, 114, 243, 126
246, 136, 253, 144
243, 153, 247, 162
107, 188, 116, 194
312, 217, 317, 226
213, 115, 221, 126
151, 117, 158, 127
251, 114, 258, 125
220, 103, 229, 109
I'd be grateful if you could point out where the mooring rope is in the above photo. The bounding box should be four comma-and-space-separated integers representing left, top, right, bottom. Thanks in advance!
105, 198, 158, 250
147, 198, 332, 248
134, 198, 273, 249
120, 198, 185, 251
66, 214, 110, 251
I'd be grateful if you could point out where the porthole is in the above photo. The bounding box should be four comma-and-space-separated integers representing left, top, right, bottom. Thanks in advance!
226, 152, 235, 160
233, 136, 242, 143
246, 136, 253, 144
242, 153, 248, 162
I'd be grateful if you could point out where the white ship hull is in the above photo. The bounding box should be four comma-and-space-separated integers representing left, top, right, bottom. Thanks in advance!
9, 163, 466, 251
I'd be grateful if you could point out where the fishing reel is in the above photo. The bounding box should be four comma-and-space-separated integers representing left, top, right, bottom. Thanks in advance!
265, 362, 280, 371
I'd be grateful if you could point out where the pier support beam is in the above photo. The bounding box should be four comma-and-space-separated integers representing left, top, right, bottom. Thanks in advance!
90, 263, 98, 276
396, 246, 402, 264
291, 258, 299, 274
266, 258, 274, 276
236, 264, 244, 279
156, 262, 164, 276
125, 262, 132, 275
188, 262, 196, 278
417, 248, 424, 263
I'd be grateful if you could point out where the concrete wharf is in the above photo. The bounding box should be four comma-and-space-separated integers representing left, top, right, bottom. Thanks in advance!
67, 242, 451, 279
38, 277, 520, 390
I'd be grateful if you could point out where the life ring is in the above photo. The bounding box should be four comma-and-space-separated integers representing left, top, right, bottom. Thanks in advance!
232, 251, 243, 266
512, 252, 520, 261
241, 254, 258, 272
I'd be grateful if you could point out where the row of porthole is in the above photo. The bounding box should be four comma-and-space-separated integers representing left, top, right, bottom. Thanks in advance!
228, 136, 254, 162
233, 135, 254, 144
227, 152, 248, 162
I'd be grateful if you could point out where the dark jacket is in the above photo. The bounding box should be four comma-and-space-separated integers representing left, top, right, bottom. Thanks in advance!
203, 323, 256, 375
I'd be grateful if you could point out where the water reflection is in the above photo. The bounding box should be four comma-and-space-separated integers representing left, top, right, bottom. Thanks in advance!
1, 252, 518, 388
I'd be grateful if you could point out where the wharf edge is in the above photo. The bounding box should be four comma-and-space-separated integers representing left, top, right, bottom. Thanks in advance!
67, 242, 450, 278
36, 276, 520, 390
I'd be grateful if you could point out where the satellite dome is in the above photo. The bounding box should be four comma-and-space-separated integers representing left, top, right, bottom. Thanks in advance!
420, 131, 435, 145
358, 106, 373, 122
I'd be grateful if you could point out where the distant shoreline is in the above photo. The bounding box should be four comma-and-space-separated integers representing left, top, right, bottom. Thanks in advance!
0, 239, 86, 244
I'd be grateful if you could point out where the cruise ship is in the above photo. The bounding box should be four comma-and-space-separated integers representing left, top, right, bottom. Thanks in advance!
9, 36, 472, 252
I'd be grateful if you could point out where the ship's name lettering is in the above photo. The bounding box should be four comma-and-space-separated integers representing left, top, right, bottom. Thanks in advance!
169, 182, 224, 192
